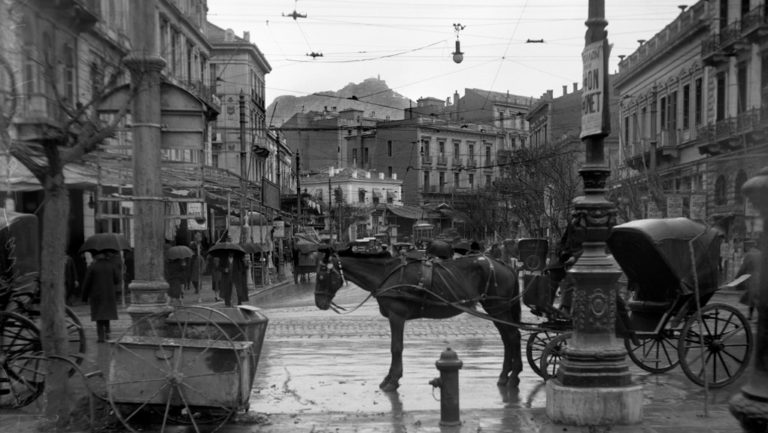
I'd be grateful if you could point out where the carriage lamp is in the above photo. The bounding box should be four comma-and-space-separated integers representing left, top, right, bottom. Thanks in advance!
429, 347, 463, 426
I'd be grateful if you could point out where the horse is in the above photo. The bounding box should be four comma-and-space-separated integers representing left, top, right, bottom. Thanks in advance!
315, 247, 522, 392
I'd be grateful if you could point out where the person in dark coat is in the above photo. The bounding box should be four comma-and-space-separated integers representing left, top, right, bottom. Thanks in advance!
65, 254, 79, 306
737, 241, 761, 320
166, 257, 188, 305
81, 250, 121, 342
217, 252, 248, 307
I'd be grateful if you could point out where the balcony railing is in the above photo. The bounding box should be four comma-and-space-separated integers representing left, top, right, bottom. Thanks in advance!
701, 34, 728, 66
421, 155, 433, 167
697, 107, 768, 155
437, 155, 447, 166
466, 158, 477, 168
720, 21, 749, 53
742, 5, 768, 39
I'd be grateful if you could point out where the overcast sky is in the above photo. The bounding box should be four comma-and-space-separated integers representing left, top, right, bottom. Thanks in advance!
207, 0, 686, 107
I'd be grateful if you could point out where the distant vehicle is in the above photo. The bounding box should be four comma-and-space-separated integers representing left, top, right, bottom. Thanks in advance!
350, 237, 381, 253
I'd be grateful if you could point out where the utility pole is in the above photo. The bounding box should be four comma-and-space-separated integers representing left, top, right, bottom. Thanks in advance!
125, 0, 171, 326
239, 90, 247, 243
328, 175, 333, 239
546, 0, 642, 425
296, 152, 301, 230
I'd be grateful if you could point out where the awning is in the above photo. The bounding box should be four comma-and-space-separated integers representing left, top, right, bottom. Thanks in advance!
372, 189, 382, 198
383, 204, 424, 220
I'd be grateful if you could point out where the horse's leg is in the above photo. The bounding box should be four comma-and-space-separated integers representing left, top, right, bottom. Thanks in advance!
493, 322, 515, 386
488, 303, 522, 387
381, 315, 405, 392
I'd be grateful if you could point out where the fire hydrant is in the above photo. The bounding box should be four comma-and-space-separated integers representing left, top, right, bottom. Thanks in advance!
429, 347, 463, 426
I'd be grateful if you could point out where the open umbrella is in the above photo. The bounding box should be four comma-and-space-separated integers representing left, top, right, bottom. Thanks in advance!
80, 233, 131, 253
242, 243, 266, 254
207, 242, 246, 255
166, 245, 193, 260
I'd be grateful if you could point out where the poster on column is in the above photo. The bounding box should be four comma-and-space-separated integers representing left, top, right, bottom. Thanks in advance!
666, 195, 683, 218
647, 201, 663, 218
580, 39, 611, 138
689, 194, 707, 221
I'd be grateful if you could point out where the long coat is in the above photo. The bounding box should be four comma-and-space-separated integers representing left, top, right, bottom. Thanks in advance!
737, 247, 762, 308
81, 255, 121, 321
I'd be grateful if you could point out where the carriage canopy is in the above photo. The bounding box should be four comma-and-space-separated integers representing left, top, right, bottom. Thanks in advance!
607, 218, 722, 299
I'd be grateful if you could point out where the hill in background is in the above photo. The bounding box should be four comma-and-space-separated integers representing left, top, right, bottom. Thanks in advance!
266, 77, 414, 127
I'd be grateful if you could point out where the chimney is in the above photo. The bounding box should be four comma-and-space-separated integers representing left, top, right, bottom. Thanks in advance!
547, 89, 553, 99
573, 82, 578, 92
224, 29, 235, 42
392, 173, 397, 180
562, 85, 568, 96
243, 31, 250, 42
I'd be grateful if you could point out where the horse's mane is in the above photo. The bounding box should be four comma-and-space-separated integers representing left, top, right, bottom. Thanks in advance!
336, 247, 392, 260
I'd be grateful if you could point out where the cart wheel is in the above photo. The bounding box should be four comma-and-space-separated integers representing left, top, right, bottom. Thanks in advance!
625, 327, 680, 373
539, 332, 571, 380
526, 330, 557, 378
0, 311, 46, 408
106, 308, 245, 433
677, 303, 753, 388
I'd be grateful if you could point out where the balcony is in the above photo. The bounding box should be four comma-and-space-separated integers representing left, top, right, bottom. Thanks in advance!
13, 93, 67, 141
436, 154, 447, 166
719, 21, 750, 54
421, 155, 433, 168
742, 5, 768, 40
466, 158, 477, 168
701, 34, 728, 66
698, 108, 768, 156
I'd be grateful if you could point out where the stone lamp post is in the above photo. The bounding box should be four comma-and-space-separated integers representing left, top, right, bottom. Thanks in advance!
545, 0, 643, 425
730, 166, 768, 432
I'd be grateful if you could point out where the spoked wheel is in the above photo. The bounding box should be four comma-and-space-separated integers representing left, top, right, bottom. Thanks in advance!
677, 303, 753, 388
625, 327, 680, 373
0, 311, 46, 408
539, 332, 571, 380
526, 330, 558, 378
107, 307, 249, 433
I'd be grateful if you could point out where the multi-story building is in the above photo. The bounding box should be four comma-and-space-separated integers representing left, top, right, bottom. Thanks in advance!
301, 166, 402, 240
614, 0, 768, 279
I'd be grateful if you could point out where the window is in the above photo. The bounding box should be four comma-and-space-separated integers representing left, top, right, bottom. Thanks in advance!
453, 142, 460, 158
358, 189, 366, 203
735, 170, 748, 205
454, 172, 460, 188
485, 146, 491, 165
210, 63, 217, 89
352, 148, 358, 164
695, 78, 703, 125
682, 84, 690, 129
660, 96, 667, 130
21, 18, 35, 95
422, 140, 430, 157
468, 173, 474, 189
423, 171, 430, 190
62, 43, 75, 102
90, 55, 104, 98
668, 91, 677, 132
439, 172, 445, 192
716, 72, 726, 121
623, 116, 630, 149
468, 144, 474, 158
364, 147, 369, 165
737, 62, 747, 114
714, 175, 727, 206
387, 166, 393, 178
438, 141, 445, 155
387, 140, 392, 157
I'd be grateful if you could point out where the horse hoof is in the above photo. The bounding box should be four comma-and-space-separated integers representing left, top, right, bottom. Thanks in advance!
379, 381, 400, 393
507, 377, 520, 388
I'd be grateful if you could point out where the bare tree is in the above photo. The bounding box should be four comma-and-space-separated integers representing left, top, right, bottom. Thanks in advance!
1, 41, 137, 426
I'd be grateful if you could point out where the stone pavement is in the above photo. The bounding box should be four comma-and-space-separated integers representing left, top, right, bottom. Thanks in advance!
0, 280, 754, 433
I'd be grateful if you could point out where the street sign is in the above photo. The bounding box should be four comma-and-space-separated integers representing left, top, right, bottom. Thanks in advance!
580, 39, 611, 138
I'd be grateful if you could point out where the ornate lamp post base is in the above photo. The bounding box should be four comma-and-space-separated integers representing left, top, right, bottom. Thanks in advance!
547, 381, 643, 425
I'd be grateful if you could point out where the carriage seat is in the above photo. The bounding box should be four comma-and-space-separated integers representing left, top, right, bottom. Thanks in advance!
626, 299, 673, 313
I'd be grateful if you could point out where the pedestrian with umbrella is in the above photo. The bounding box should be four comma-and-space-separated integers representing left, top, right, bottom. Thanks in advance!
208, 242, 247, 307
166, 245, 193, 306
81, 249, 121, 342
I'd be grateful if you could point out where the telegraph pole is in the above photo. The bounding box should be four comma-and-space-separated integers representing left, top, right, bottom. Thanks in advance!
328, 175, 333, 239
240, 90, 247, 243
546, 0, 642, 425
125, 0, 171, 326
296, 152, 301, 229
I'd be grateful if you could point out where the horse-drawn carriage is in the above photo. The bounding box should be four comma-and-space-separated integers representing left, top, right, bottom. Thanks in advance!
0, 211, 86, 408
527, 218, 752, 388
315, 217, 754, 392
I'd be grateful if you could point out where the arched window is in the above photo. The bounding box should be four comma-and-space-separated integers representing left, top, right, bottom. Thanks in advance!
734, 170, 748, 205
714, 175, 727, 206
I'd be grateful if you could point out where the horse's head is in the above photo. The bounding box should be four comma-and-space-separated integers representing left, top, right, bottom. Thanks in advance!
315, 249, 344, 310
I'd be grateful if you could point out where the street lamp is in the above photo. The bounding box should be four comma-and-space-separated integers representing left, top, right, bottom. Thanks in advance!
452, 23, 465, 64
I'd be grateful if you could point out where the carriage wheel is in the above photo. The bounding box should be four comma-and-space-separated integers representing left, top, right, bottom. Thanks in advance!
539, 332, 571, 380
677, 303, 753, 388
107, 307, 245, 433
8, 294, 87, 372
526, 330, 558, 378
624, 327, 680, 373
0, 311, 46, 408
